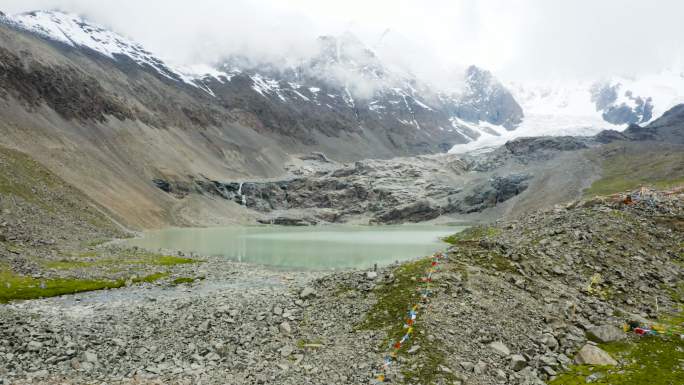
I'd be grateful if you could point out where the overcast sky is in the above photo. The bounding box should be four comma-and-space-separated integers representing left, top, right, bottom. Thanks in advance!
2, 0, 683, 83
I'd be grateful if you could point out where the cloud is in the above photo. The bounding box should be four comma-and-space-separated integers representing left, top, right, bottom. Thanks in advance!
1, 0, 683, 84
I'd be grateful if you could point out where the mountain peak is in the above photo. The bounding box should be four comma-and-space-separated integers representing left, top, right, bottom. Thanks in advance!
6, 10, 149, 59
1, 10, 212, 90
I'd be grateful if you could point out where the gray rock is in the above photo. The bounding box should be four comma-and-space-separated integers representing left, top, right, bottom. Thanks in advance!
540, 333, 559, 350
542, 366, 557, 376
280, 345, 294, 357
539, 354, 558, 368
299, 287, 316, 299
27, 341, 43, 352
474, 361, 488, 375
489, 341, 511, 356
587, 325, 625, 343
82, 350, 98, 363
439, 365, 453, 374
510, 354, 527, 371
573, 344, 617, 366
366, 271, 378, 280
495, 369, 507, 379
279, 321, 292, 335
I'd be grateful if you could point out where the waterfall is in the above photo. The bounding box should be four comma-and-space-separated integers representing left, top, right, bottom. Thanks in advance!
237, 182, 247, 206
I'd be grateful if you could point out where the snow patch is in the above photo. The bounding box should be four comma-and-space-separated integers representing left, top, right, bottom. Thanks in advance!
4, 10, 220, 95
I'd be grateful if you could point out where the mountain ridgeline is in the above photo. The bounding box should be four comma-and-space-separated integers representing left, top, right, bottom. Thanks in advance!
0, 10, 682, 230
0, 10, 525, 228
0, 11, 523, 152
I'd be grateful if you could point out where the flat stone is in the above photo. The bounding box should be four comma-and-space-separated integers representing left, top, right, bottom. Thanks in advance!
573, 344, 617, 366
366, 271, 378, 280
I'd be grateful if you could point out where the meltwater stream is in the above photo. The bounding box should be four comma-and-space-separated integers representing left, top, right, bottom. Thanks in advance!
125, 225, 464, 270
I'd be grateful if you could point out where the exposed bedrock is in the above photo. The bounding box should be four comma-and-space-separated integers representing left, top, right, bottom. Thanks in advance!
152, 154, 532, 224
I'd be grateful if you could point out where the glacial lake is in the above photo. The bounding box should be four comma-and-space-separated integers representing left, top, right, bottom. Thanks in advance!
124, 225, 464, 270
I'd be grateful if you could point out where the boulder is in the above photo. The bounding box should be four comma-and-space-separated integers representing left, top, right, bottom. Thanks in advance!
82, 350, 98, 363
587, 325, 625, 343
279, 321, 292, 335
27, 341, 43, 352
489, 341, 511, 356
299, 287, 316, 299
510, 354, 527, 371
573, 344, 617, 366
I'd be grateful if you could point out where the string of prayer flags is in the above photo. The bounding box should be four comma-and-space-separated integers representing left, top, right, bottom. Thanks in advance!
374, 252, 445, 383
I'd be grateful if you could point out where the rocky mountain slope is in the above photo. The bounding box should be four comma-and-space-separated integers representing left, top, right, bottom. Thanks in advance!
0, 10, 525, 228
149, 103, 684, 226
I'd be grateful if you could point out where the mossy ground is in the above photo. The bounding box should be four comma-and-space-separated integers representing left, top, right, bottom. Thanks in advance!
357, 258, 455, 384
585, 144, 684, 196
443, 225, 500, 245
549, 310, 684, 385
0, 268, 169, 303
171, 276, 205, 285
1, 249, 198, 303
443, 226, 516, 274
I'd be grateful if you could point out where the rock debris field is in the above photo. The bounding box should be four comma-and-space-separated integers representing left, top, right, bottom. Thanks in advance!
1, 188, 683, 385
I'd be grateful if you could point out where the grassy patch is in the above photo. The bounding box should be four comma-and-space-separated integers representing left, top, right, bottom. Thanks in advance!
443, 226, 499, 245
135, 272, 169, 283
358, 258, 455, 384
0, 269, 168, 303
296, 338, 325, 348
550, 309, 684, 385
147, 255, 195, 266
669, 282, 684, 303
171, 276, 205, 285
401, 330, 455, 385
585, 145, 684, 196
358, 258, 431, 335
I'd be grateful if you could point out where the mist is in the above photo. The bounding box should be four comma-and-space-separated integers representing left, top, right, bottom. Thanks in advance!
1, 0, 683, 85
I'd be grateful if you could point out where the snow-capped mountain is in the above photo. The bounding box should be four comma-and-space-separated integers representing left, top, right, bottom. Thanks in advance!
449, 71, 684, 153
0, 10, 525, 153
196, 34, 524, 142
